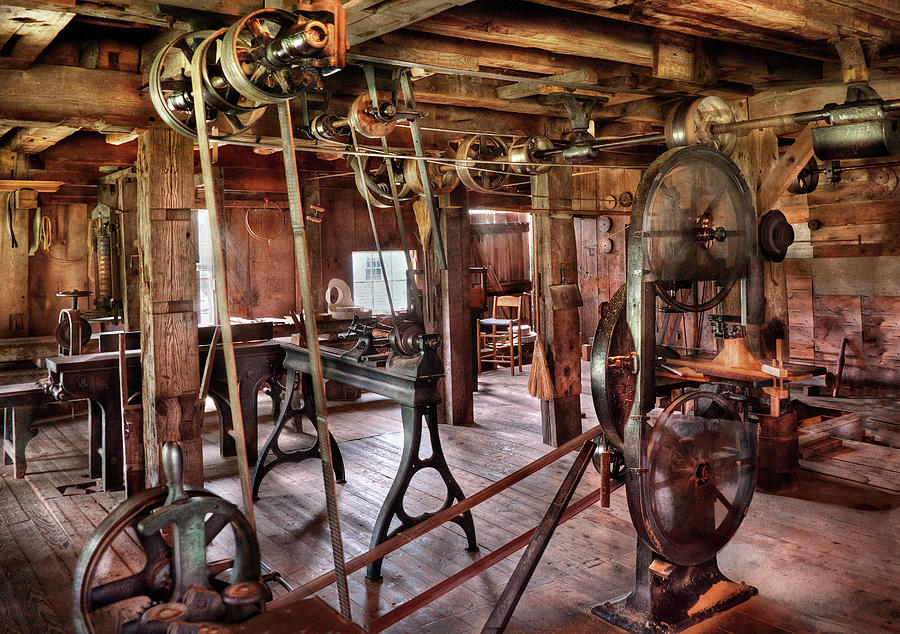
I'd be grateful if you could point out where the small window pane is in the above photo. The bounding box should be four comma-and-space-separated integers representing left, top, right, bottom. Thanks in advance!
352, 250, 408, 314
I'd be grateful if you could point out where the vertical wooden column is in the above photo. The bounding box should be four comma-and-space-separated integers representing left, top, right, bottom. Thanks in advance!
439, 187, 474, 426
136, 129, 202, 487
0, 191, 29, 338
532, 167, 582, 446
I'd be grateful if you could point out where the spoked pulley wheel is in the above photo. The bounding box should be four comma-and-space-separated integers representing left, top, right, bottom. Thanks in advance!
221, 9, 329, 103
628, 390, 757, 566
590, 285, 636, 450
455, 134, 512, 193
149, 30, 266, 140
350, 154, 414, 208
636, 146, 756, 313
73, 449, 264, 633
403, 152, 460, 196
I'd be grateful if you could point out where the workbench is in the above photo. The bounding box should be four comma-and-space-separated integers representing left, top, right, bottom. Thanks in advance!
0, 382, 53, 478
44, 337, 292, 491
258, 341, 478, 581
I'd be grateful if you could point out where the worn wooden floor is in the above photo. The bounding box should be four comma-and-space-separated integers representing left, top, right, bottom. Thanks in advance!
0, 365, 898, 633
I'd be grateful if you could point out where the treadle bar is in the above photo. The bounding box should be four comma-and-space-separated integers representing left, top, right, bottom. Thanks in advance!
481, 438, 598, 633
251, 369, 345, 499
398, 68, 447, 270
276, 100, 352, 619
270, 424, 603, 608
366, 399, 478, 581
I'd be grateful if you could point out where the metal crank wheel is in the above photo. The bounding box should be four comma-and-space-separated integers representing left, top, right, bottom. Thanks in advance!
637, 147, 756, 313
348, 91, 398, 138
351, 154, 414, 208
403, 152, 459, 196
627, 391, 757, 566
456, 134, 511, 193
149, 30, 266, 140
590, 285, 636, 450
73, 443, 265, 634
592, 443, 626, 481
221, 9, 329, 103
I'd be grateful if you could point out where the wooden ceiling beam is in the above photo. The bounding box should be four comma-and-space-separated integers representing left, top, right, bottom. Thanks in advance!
408, 3, 655, 67
408, 3, 823, 85
347, 0, 476, 45
356, 31, 755, 98
1, 125, 79, 153
525, 0, 897, 61
0, 64, 155, 131
0, 8, 74, 70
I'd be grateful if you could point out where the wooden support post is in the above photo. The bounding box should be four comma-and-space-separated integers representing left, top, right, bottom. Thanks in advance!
435, 187, 473, 426
0, 189, 29, 338
136, 129, 202, 487
532, 167, 582, 446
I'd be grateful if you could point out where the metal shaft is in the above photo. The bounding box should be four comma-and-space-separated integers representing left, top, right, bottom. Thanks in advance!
276, 100, 352, 620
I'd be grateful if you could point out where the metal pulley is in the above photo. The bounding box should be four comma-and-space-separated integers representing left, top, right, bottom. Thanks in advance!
149, 30, 267, 140
627, 390, 757, 566
639, 146, 756, 312
590, 285, 636, 450
220, 4, 346, 104
403, 151, 460, 196
350, 154, 414, 208
455, 133, 554, 192
665, 95, 737, 156
812, 99, 900, 159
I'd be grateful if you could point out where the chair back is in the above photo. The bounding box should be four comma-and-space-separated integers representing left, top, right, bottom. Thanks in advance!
493, 295, 522, 320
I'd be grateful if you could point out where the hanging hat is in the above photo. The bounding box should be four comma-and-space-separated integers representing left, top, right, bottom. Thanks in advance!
758, 209, 794, 263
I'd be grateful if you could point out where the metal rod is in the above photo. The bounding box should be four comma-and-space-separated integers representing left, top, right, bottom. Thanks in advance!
269, 423, 604, 609
190, 45, 256, 532
275, 100, 352, 620
399, 69, 447, 270
481, 439, 598, 633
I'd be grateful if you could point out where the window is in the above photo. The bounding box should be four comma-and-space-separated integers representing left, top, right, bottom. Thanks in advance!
352, 250, 408, 314
196, 209, 217, 326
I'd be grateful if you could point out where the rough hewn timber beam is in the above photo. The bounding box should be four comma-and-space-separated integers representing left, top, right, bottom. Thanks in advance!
0, 8, 74, 70
526, 0, 894, 61
409, 3, 822, 85
2, 126, 79, 153
347, 0, 476, 45
0, 64, 155, 131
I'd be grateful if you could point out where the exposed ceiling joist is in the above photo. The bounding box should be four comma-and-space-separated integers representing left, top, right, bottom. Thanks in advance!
347, 0, 476, 45
525, 0, 899, 61
0, 64, 155, 131
407, 2, 824, 85
355, 31, 754, 98
1, 125, 79, 153
0, 7, 74, 69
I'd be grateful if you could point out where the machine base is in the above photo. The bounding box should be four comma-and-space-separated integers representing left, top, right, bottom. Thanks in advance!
592, 542, 757, 633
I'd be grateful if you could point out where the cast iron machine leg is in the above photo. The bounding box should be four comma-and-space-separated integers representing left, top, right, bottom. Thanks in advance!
367, 402, 478, 581
251, 368, 345, 500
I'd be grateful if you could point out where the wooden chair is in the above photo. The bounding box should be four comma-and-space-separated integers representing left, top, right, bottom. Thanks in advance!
478, 295, 524, 375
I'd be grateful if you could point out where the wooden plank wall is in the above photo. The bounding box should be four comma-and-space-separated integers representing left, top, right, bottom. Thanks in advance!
26, 203, 90, 336
469, 211, 530, 285
780, 162, 900, 391
207, 146, 421, 319
572, 168, 639, 344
